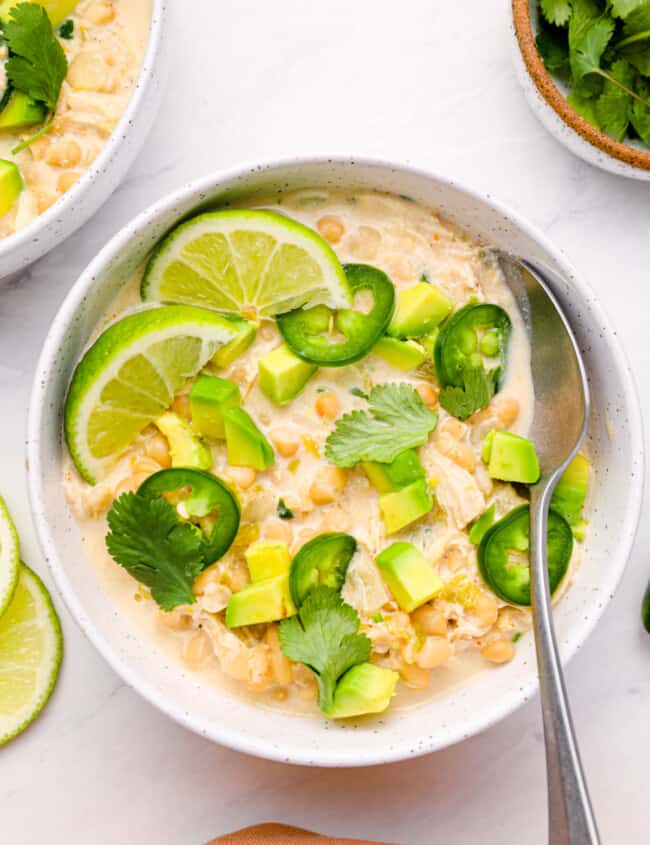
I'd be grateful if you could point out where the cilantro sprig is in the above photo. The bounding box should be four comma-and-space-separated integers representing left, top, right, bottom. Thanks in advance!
324, 383, 438, 467
279, 586, 371, 714
439, 365, 498, 421
3, 3, 68, 152
536, 0, 650, 146
106, 492, 205, 611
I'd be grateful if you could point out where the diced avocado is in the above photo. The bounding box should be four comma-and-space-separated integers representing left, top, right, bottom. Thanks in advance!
189, 375, 240, 439
373, 336, 426, 371
155, 411, 212, 470
378, 479, 433, 535
362, 449, 425, 494
551, 454, 590, 535
245, 541, 291, 582
0, 0, 78, 27
0, 92, 46, 130
419, 329, 439, 358
387, 282, 453, 338
0, 159, 22, 216
375, 541, 443, 612
211, 319, 256, 368
225, 573, 297, 627
482, 430, 540, 484
223, 408, 274, 470
258, 343, 317, 405
469, 504, 495, 545
326, 663, 399, 719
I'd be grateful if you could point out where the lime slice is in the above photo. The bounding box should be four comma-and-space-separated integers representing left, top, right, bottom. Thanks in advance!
0, 564, 62, 746
141, 210, 351, 317
0, 497, 19, 617
64, 305, 246, 484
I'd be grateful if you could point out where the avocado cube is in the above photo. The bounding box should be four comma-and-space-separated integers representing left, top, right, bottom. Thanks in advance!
0, 160, 23, 217
419, 329, 439, 358
225, 573, 297, 628
258, 343, 317, 405
0, 91, 46, 131
482, 430, 540, 484
155, 411, 212, 470
189, 375, 241, 439
223, 408, 274, 470
373, 337, 426, 371
378, 480, 433, 535
551, 454, 590, 531
375, 541, 443, 612
326, 663, 399, 719
245, 541, 291, 582
362, 449, 425, 494
387, 282, 453, 338
211, 318, 256, 368
0, 0, 79, 26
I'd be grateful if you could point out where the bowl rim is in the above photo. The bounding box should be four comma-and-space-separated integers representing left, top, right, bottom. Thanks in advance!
0, 0, 167, 261
511, 0, 650, 172
27, 154, 646, 766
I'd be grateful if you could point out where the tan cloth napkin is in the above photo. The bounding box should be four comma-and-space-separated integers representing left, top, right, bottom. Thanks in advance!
206, 823, 397, 845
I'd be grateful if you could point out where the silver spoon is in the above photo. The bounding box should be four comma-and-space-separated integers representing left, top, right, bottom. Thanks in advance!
496, 252, 600, 845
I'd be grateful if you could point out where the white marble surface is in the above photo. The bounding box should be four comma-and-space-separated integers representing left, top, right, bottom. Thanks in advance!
1, 0, 649, 842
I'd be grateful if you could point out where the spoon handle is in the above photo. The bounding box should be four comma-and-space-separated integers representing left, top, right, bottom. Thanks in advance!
529, 485, 601, 845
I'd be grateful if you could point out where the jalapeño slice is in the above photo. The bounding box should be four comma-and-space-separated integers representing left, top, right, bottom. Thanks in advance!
289, 532, 357, 607
277, 263, 395, 366
478, 505, 573, 606
138, 468, 240, 566
434, 303, 511, 388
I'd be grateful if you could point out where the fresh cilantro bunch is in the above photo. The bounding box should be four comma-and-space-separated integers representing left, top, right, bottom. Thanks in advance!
324, 382, 438, 467
536, 0, 650, 146
106, 492, 206, 611
278, 586, 371, 714
2, 3, 68, 150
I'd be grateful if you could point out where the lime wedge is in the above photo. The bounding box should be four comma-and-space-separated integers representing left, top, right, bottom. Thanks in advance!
0, 497, 19, 618
64, 305, 247, 484
0, 564, 62, 746
141, 210, 351, 317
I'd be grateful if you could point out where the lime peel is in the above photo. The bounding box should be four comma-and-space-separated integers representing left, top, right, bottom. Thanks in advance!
0, 496, 20, 618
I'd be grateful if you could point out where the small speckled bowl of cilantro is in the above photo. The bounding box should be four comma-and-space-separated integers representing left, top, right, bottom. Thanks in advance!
512, 0, 650, 179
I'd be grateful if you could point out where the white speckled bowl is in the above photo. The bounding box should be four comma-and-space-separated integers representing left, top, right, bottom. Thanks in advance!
27, 157, 644, 766
0, 0, 168, 280
511, 0, 650, 181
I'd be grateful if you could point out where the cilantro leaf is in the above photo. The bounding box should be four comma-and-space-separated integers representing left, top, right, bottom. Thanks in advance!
567, 91, 601, 128
324, 383, 438, 467
439, 365, 497, 421
630, 77, 650, 143
619, 2, 650, 73
277, 498, 295, 520
570, 14, 615, 83
536, 23, 571, 75
540, 0, 572, 27
595, 58, 634, 139
106, 492, 204, 611
278, 586, 371, 714
610, 0, 647, 18
4, 3, 67, 112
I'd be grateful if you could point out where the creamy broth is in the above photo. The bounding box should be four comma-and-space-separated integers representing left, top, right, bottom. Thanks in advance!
64, 189, 585, 717
0, 0, 151, 237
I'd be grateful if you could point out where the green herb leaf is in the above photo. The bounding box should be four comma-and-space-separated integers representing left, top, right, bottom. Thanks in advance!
540, 0, 572, 27
58, 19, 74, 39
439, 366, 497, 421
567, 91, 602, 127
570, 15, 615, 82
618, 2, 650, 72
4, 2, 67, 111
630, 76, 650, 143
537, 24, 571, 75
106, 492, 204, 611
595, 58, 634, 139
278, 586, 371, 714
277, 498, 295, 520
512, 631, 522, 643
349, 386, 369, 399
611, 0, 647, 18
325, 383, 438, 467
